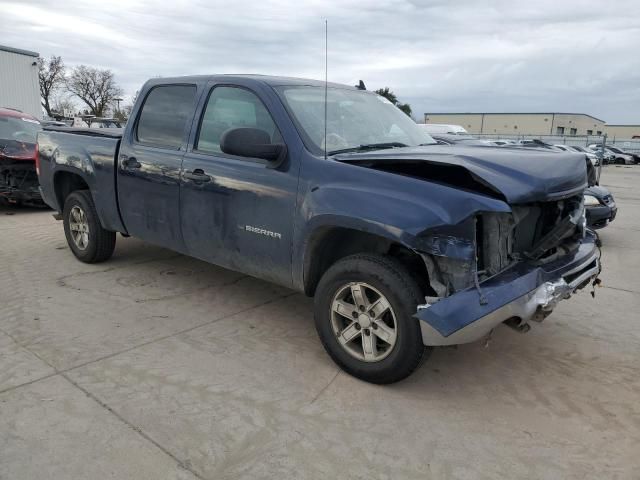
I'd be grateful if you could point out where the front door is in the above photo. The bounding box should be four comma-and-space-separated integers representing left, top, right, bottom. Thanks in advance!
117, 84, 198, 251
180, 84, 298, 286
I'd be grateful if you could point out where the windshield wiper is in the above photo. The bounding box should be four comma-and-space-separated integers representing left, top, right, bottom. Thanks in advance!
328, 142, 409, 156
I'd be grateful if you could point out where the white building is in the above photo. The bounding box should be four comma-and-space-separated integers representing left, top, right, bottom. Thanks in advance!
0, 44, 41, 119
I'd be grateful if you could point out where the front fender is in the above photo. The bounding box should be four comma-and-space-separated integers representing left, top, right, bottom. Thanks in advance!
291, 159, 512, 290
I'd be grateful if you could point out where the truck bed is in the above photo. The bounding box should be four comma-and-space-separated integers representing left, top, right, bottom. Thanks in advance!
37, 128, 125, 232
43, 126, 124, 138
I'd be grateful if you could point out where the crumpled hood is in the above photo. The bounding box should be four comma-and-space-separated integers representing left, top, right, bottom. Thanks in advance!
335, 145, 588, 204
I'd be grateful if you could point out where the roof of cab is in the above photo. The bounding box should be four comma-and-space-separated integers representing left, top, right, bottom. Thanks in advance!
143, 74, 359, 90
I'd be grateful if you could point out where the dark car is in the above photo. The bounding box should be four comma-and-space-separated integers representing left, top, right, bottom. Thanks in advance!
37, 75, 601, 384
0, 108, 43, 204
605, 145, 640, 164
584, 185, 617, 228
588, 144, 635, 165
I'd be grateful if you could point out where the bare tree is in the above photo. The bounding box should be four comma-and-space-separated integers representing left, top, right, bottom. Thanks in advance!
38, 56, 66, 117
121, 90, 139, 119
66, 65, 124, 117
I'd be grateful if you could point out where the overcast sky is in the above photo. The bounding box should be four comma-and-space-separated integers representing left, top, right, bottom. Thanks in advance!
3, 0, 640, 122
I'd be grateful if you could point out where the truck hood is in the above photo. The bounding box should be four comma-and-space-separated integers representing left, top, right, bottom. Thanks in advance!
334, 145, 588, 204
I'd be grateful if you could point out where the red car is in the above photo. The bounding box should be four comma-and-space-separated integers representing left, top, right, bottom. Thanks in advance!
0, 108, 43, 204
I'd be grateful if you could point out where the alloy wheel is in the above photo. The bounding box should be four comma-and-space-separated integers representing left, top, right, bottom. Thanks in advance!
69, 205, 90, 250
330, 282, 398, 362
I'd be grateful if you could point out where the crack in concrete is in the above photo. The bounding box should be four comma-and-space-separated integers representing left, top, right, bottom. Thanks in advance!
602, 285, 640, 295
61, 372, 209, 480
309, 369, 341, 405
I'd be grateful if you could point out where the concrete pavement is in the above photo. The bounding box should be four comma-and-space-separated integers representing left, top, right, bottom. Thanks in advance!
1, 166, 639, 479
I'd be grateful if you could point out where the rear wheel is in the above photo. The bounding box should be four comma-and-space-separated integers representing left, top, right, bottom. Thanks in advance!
63, 190, 116, 263
314, 253, 430, 384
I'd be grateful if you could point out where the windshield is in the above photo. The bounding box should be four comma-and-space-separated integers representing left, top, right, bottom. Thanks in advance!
0, 115, 42, 144
608, 146, 623, 154
276, 86, 436, 155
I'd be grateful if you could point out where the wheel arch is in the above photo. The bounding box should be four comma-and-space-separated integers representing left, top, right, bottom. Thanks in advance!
302, 225, 431, 297
53, 170, 90, 211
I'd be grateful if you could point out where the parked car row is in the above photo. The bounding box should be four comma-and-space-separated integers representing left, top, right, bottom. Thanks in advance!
588, 144, 639, 165
553, 145, 600, 166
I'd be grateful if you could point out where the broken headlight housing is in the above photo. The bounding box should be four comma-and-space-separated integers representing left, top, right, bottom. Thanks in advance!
584, 194, 600, 206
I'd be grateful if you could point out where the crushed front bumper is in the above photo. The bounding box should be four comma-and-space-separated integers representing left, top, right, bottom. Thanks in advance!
0, 159, 41, 203
417, 232, 600, 346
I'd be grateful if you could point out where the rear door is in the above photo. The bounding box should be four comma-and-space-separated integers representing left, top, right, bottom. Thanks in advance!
117, 84, 198, 251
179, 82, 299, 286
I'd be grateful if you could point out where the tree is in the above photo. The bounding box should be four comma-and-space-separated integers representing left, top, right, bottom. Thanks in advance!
38, 56, 66, 117
397, 103, 412, 117
116, 90, 139, 121
66, 65, 124, 117
374, 87, 398, 105
374, 87, 412, 118
51, 94, 76, 118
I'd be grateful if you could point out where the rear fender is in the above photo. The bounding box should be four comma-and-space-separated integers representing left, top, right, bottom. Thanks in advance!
39, 130, 125, 232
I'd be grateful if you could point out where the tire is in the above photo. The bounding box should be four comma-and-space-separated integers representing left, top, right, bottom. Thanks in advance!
63, 190, 116, 263
314, 253, 430, 384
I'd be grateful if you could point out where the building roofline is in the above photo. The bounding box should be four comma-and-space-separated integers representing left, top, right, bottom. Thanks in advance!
605, 124, 640, 127
424, 112, 607, 123
0, 44, 39, 58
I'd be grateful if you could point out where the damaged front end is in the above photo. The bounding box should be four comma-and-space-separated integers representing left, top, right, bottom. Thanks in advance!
0, 139, 41, 204
0, 158, 41, 203
415, 195, 601, 346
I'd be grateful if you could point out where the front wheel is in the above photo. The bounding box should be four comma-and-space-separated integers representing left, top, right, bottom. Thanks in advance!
63, 190, 116, 263
314, 254, 430, 384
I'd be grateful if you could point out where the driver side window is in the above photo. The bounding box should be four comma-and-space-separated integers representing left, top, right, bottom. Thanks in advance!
196, 86, 281, 154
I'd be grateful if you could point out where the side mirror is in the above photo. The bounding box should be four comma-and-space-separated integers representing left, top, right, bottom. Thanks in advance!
220, 127, 286, 167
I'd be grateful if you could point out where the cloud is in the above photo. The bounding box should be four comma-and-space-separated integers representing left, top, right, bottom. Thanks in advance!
2, 0, 639, 122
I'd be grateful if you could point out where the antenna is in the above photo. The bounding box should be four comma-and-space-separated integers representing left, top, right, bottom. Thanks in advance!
324, 19, 328, 160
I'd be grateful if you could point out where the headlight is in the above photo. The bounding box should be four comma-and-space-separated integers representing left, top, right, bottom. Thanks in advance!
584, 194, 600, 206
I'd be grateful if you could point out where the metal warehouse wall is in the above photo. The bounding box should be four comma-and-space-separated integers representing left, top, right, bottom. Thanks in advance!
606, 125, 640, 138
425, 113, 607, 136
0, 46, 41, 119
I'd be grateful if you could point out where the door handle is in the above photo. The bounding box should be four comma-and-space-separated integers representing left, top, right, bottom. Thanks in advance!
120, 155, 141, 169
183, 169, 211, 182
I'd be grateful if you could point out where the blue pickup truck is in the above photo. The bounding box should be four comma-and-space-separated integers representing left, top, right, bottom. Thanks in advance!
37, 75, 601, 383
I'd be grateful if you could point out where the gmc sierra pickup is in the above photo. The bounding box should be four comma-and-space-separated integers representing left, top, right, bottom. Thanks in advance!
37, 75, 601, 384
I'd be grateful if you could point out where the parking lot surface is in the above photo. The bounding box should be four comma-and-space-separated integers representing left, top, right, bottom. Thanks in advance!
1, 166, 639, 479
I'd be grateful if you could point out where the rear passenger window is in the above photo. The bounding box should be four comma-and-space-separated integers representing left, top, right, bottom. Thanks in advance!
136, 85, 197, 148
196, 86, 281, 154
